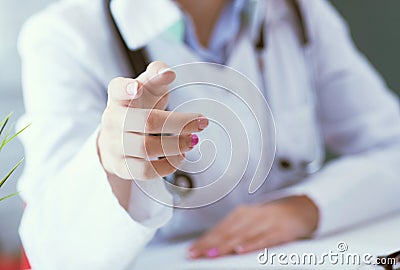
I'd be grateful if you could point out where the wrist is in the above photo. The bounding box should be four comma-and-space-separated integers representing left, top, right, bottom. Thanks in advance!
268, 195, 320, 238
294, 195, 320, 236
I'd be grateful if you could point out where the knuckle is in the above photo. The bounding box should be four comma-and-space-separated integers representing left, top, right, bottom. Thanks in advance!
143, 136, 157, 157
107, 77, 124, 93
145, 111, 160, 132
101, 106, 121, 131
101, 109, 113, 128
99, 132, 117, 158
116, 169, 131, 180
134, 136, 147, 158
102, 120, 115, 134
125, 135, 152, 159
147, 61, 165, 72
113, 159, 130, 179
110, 139, 124, 156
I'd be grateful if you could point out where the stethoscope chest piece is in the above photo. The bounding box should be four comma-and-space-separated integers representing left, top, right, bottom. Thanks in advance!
172, 173, 194, 189
164, 171, 194, 204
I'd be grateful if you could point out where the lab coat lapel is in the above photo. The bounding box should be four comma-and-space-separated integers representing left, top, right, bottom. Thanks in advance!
110, 0, 181, 50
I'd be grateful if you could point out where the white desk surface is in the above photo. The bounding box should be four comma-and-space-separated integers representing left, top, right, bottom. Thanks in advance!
132, 213, 400, 270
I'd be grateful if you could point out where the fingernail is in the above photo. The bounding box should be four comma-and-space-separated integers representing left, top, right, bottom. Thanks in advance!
198, 117, 209, 130
191, 134, 199, 148
206, 248, 219, 258
188, 250, 199, 259
234, 245, 245, 254
126, 81, 139, 97
158, 67, 173, 75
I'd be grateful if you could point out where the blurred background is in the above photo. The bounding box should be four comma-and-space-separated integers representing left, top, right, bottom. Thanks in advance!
0, 0, 399, 269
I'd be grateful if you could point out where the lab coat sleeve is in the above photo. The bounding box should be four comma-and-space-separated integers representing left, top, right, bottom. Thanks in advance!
271, 0, 400, 236
17, 11, 172, 270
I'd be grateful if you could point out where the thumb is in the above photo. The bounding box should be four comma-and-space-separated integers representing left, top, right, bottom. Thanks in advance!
136, 61, 176, 97
134, 61, 176, 109
107, 61, 175, 109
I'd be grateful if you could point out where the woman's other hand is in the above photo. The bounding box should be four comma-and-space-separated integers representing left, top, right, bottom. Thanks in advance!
188, 195, 319, 259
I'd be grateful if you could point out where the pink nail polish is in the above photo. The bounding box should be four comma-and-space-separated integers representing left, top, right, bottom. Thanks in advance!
206, 248, 219, 258
198, 117, 209, 130
126, 81, 138, 97
191, 134, 199, 147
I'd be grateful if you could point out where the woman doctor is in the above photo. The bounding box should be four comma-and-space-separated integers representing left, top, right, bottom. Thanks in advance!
17, 0, 400, 269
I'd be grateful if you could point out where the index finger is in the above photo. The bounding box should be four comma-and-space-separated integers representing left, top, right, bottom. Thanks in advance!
125, 109, 209, 134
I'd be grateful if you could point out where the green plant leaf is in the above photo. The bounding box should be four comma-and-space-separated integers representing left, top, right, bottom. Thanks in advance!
0, 124, 13, 151
4, 123, 30, 145
0, 112, 12, 136
0, 113, 28, 203
0, 158, 24, 189
0, 123, 30, 152
0, 192, 19, 202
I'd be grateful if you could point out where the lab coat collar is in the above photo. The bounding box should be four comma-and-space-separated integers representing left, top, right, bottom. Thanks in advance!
109, 0, 288, 51
110, 0, 265, 51
110, 0, 182, 50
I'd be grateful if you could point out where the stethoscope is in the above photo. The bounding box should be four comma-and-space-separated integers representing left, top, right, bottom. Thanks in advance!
105, 0, 320, 199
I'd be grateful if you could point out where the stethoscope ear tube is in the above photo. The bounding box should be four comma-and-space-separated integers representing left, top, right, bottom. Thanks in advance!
288, 0, 309, 46
256, 0, 319, 176
104, 0, 149, 77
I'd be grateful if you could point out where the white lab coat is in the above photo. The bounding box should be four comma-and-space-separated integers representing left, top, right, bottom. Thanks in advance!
17, 0, 400, 269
